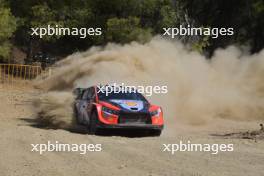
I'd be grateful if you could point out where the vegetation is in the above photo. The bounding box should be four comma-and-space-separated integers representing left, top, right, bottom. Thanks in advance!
0, 0, 263, 62
0, 0, 16, 61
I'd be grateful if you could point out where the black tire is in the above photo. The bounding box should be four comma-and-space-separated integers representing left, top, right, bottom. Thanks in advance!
88, 110, 98, 134
150, 129, 162, 137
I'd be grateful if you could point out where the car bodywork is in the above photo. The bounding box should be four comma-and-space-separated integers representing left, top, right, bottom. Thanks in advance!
73, 86, 164, 136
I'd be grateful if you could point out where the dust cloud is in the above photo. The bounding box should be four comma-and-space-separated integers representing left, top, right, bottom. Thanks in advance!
33, 91, 75, 129
33, 36, 264, 128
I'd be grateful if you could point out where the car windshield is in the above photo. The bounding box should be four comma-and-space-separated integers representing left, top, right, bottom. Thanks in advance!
98, 90, 147, 102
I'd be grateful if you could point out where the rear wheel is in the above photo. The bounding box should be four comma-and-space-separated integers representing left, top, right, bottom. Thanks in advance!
88, 110, 99, 134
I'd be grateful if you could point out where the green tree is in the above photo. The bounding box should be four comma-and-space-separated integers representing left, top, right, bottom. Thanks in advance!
0, 3, 16, 61
106, 17, 152, 43
156, 5, 177, 32
6, 0, 263, 59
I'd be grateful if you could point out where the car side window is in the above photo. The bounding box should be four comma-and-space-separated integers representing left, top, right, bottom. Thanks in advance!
82, 90, 89, 100
77, 90, 83, 99
74, 88, 84, 100
87, 87, 96, 100
90, 87, 95, 100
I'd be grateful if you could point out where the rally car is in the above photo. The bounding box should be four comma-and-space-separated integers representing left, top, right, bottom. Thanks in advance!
73, 85, 164, 136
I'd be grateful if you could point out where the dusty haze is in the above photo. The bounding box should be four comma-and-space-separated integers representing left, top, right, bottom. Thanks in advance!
34, 37, 264, 128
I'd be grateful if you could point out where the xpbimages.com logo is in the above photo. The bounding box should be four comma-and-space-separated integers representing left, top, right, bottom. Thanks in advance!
97, 83, 168, 97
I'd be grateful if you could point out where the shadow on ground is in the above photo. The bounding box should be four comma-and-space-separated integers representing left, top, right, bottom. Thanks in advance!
19, 117, 158, 138
19, 117, 88, 134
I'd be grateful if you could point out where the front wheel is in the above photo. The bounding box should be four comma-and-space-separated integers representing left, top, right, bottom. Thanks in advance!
88, 111, 99, 135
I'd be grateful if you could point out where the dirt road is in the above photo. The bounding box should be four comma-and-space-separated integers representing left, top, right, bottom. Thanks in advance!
0, 86, 263, 176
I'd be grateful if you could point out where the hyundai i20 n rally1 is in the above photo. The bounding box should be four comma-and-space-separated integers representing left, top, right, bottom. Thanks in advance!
73, 85, 164, 136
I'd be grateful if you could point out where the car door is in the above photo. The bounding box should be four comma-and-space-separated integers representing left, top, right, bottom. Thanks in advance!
74, 88, 84, 120
79, 87, 95, 125
86, 87, 95, 117
79, 89, 90, 124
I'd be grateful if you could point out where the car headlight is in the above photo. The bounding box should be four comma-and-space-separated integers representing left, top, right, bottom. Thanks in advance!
102, 106, 119, 115
150, 108, 161, 117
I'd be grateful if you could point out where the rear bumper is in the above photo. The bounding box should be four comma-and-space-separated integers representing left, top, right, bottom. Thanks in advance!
97, 123, 164, 130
